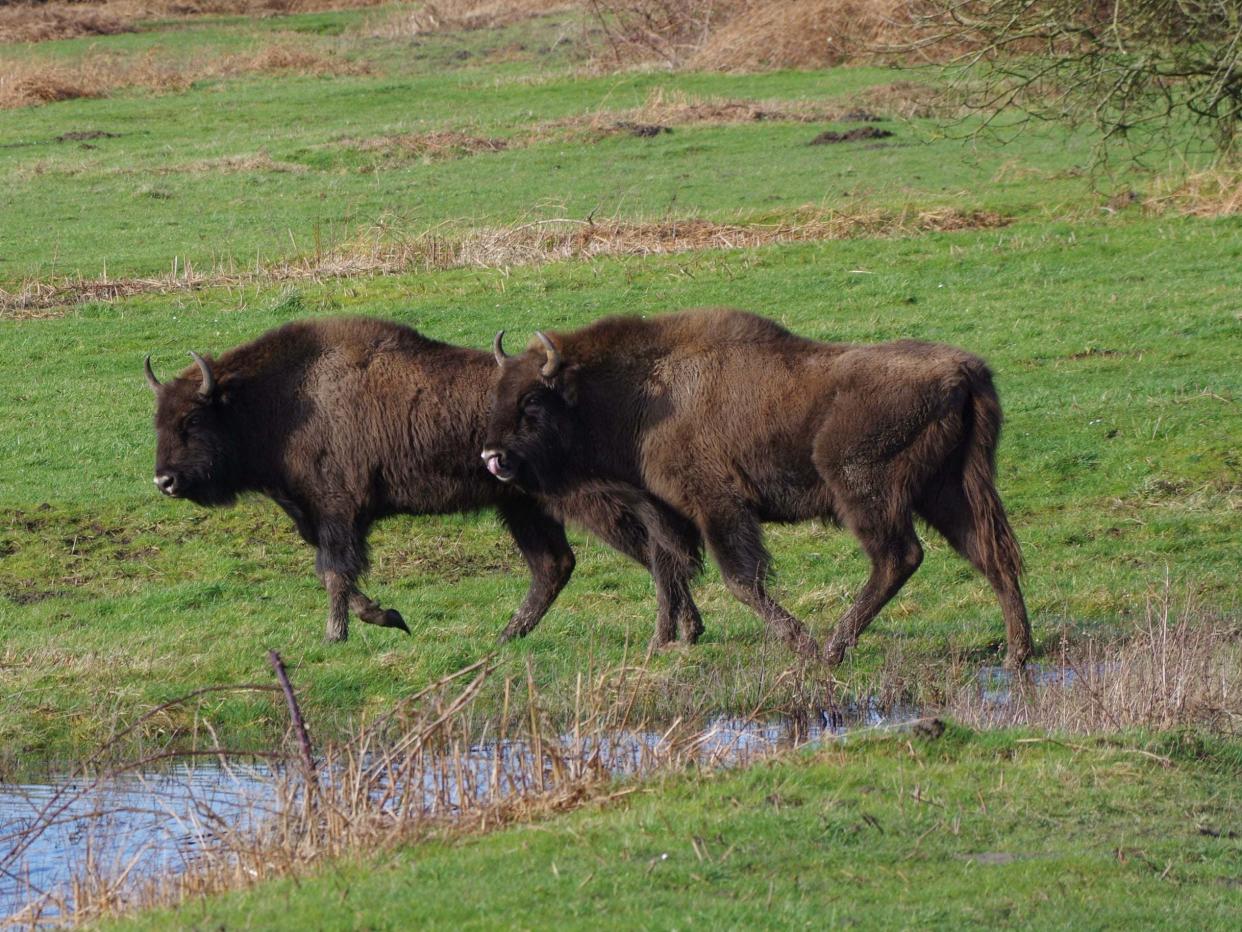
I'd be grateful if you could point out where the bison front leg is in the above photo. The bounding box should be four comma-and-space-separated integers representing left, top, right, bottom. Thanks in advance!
349, 591, 410, 634
701, 509, 820, 659
497, 500, 576, 642
556, 488, 704, 649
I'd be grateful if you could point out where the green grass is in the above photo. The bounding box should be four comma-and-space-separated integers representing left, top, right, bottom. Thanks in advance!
0, 9, 1239, 772
2, 10, 1118, 283
2, 217, 1238, 769
107, 728, 1242, 929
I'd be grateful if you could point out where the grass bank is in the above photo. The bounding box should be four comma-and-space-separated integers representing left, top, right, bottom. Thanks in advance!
103, 727, 1242, 929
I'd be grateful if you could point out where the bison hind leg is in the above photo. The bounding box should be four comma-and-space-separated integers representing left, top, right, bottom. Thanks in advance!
915, 478, 1032, 669
822, 511, 923, 667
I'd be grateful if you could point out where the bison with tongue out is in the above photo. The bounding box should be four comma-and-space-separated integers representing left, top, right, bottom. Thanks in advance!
483, 309, 1034, 669
146, 316, 703, 645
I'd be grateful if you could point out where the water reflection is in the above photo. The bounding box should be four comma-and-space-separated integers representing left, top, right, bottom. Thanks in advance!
0, 703, 920, 921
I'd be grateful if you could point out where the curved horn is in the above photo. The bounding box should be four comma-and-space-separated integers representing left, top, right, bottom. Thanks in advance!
188, 351, 216, 398
535, 331, 561, 378
493, 330, 508, 367
143, 355, 161, 392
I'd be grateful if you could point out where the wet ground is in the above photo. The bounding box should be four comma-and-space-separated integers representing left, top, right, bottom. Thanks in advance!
0, 699, 932, 922
0, 659, 1094, 922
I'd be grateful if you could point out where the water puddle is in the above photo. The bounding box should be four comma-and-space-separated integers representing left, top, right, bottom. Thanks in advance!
1, 703, 923, 922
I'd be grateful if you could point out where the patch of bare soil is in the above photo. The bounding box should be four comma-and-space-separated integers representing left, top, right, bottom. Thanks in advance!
1, 207, 1011, 316
809, 126, 893, 145
55, 129, 122, 143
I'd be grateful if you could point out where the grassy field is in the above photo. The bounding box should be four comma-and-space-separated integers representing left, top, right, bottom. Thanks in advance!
1, 3, 1240, 927
107, 727, 1242, 929
2, 5, 1240, 772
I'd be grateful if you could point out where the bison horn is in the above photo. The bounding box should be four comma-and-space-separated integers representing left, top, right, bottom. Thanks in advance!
143, 355, 161, 392
188, 351, 216, 398
493, 330, 508, 367
535, 331, 561, 378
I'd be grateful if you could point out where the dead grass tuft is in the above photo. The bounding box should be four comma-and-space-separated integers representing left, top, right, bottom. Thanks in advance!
949, 592, 1242, 736
1, 0, 395, 45
0, 42, 369, 110
366, 0, 575, 39
344, 130, 510, 161
0, 207, 1010, 316
588, 0, 954, 71
0, 4, 134, 44
1144, 167, 1242, 218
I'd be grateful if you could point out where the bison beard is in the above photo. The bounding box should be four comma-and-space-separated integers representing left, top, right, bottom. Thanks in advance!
146, 317, 703, 645
484, 308, 1034, 669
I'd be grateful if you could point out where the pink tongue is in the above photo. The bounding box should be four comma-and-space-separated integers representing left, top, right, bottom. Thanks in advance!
486, 455, 503, 477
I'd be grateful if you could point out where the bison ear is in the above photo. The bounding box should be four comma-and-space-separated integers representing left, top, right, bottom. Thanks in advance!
553, 364, 580, 406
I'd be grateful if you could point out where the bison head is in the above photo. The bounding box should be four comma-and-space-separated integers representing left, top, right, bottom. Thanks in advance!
145, 352, 238, 507
482, 330, 578, 494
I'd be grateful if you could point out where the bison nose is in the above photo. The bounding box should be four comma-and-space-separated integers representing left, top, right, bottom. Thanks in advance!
154, 473, 179, 496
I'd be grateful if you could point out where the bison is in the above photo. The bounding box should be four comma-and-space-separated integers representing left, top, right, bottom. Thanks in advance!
146, 316, 703, 645
482, 309, 1034, 669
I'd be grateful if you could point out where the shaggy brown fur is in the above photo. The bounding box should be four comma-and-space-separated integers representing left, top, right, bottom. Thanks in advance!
147, 317, 702, 644
483, 308, 1033, 667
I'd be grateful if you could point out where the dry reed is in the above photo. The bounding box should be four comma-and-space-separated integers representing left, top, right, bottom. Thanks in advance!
1, 656, 851, 926
949, 591, 1241, 735
1144, 166, 1242, 218
0, 206, 1010, 316
3, 590, 1236, 925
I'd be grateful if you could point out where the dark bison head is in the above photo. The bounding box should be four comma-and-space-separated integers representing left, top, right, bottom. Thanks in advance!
145, 352, 238, 507
482, 330, 578, 494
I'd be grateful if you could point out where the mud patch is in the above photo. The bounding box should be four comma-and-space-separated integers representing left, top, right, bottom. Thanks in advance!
613, 121, 670, 138
809, 126, 893, 145
55, 130, 121, 143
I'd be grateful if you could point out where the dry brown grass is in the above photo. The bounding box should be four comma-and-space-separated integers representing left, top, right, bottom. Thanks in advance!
343, 130, 511, 162
560, 86, 898, 134
1144, 166, 1242, 218
0, 0, 394, 45
0, 206, 1009, 316
587, 0, 952, 71
0, 42, 371, 109
0, 4, 134, 44
949, 595, 1241, 736
331, 87, 916, 167
4, 658, 837, 925
364, 0, 575, 39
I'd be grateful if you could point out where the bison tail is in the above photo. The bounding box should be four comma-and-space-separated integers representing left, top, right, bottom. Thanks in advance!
960, 362, 1024, 580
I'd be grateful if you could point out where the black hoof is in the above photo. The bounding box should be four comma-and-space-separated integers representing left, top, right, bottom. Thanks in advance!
383, 609, 410, 634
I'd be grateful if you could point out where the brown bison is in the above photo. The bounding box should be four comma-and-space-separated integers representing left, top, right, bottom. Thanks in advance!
146, 316, 703, 645
482, 309, 1034, 669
